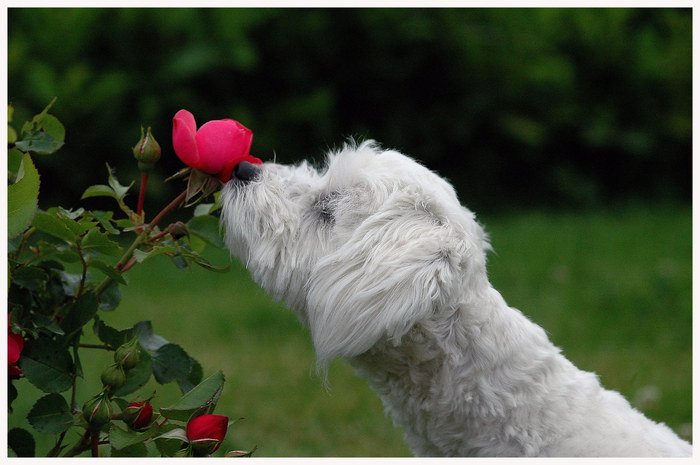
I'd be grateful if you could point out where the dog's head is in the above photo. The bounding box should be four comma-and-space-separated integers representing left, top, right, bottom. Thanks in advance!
221, 141, 490, 364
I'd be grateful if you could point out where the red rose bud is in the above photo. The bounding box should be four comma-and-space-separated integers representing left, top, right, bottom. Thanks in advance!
123, 401, 154, 430
186, 414, 229, 455
100, 363, 126, 390
8, 314, 24, 379
172, 109, 262, 183
133, 125, 162, 172
83, 393, 113, 431
114, 337, 141, 370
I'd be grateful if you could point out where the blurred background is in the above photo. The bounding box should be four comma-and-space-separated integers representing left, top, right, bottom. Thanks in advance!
8, 8, 692, 456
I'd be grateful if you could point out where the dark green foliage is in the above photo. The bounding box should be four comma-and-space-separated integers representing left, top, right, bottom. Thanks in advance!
8, 8, 690, 213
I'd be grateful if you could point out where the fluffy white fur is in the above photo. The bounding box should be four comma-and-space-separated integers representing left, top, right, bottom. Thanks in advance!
220, 140, 691, 457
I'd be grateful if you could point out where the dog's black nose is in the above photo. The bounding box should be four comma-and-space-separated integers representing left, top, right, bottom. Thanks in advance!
233, 161, 260, 182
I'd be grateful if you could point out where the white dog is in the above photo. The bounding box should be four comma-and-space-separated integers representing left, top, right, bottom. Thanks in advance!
220, 140, 691, 457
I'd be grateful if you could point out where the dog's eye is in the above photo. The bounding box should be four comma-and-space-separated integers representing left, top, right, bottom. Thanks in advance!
313, 192, 340, 224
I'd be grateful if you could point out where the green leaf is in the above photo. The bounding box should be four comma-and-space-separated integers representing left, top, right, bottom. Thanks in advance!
111, 442, 149, 457
8, 428, 35, 457
109, 423, 158, 450
81, 228, 123, 257
81, 184, 119, 201
87, 258, 127, 285
11, 265, 49, 290
97, 281, 123, 311
178, 357, 203, 394
32, 211, 77, 243
27, 393, 73, 434
159, 371, 225, 422
187, 214, 225, 248
8, 147, 25, 181
151, 343, 193, 385
60, 291, 99, 338
8, 152, 40, 238
154, 426, 189, 457
88, 210, 120, 235
107, 163, 134, 200
112, 345, 152, 397
15, 128, 65, 154
19, 337, 73, 393
132, 245, 178, 264
93, 318, 131, 348
16, 97, 65, 155
132, 320, 169, 351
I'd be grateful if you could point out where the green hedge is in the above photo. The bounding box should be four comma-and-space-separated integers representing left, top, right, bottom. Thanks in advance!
8, 8, 691, 212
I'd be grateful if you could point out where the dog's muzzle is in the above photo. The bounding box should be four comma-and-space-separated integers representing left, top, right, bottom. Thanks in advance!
233, 161, 261, 183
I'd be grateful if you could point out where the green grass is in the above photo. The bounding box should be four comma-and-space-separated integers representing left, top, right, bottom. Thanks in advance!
9, 204, 691, 456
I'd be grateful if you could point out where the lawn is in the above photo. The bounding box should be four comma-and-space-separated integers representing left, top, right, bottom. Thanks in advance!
8, 203, 692, 456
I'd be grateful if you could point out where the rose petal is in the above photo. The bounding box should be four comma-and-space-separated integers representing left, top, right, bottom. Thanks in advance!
8, 331, 24, 365
172, 110, 200, 168
195, 120, 253, 175
186, 414, 229, 442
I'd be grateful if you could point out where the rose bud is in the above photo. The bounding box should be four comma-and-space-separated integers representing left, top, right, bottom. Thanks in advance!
100, 363, 126, 390
122, 401, 154, 430
8, 314, 24, 379
83, 394, 113, 431
186, 414, 229, 456
114, 337, 141, 370
132, 125, 162, 172
172, 109, 262, 183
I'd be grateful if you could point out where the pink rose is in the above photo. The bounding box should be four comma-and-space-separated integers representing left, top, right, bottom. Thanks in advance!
172, 109, 262, 183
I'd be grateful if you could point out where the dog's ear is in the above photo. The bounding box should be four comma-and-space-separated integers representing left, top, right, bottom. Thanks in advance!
305, 201, 485, 365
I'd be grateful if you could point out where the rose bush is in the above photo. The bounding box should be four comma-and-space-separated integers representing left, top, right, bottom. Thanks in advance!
7, 100, 256, 457
172, 109, 262, 183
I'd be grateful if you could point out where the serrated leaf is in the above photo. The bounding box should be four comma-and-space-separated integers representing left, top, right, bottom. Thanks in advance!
132, 320, 169, 351
15, 130, 65, 154
17, 98, 65, 154
81, 228, 122, 257
178, 357, 203, 394
8, 153, 40, 238
32, 211, 77, 243
27, 393, 73, 434
152, 343, 193, 385
19, 337, 73, 393
187, 214, 225, 248
159, 371, 225, 422
8, 428, 36, 457
93, 318, 131, 348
